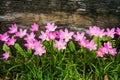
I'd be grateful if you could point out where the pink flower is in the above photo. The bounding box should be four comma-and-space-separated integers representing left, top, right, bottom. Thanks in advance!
100, 42, 112, 54
86, 40, 97, 51
30, 23, 39, 32
48, 31, 56, 40
24, 32, 35, 42
8, 24, 18, 34
2, 52, 10, 60
73, 32, 85, 41
86, 26, 105, 37
96, 29, 105, 38
16, 28, 27, 38
33, 40, 42, 50
103, 42, 112, 49
116, 27, 120, 35
45, 22, 57, 32
55, 30, 61, 39
86, 26, 99, 36
0, 32, 9, 42
34, 46, 46, 56
109, 48, 117, 56
105, 28, 115, 38
79, 38, 89, 48
54, 39, 66, 50
96, 42, 117, 57
96, 48, 104, 57
39, 31, 49, 41
5, 36, 16, 46
59, 28, 74, 42
33, 40, 46, 56
24, 40, 34, 50
100, 46, 109, 54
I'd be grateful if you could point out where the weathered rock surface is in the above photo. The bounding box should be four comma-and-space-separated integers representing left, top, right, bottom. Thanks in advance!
0, 0, 120, 32
0, 12, 119, 33
1, 0, 120, 14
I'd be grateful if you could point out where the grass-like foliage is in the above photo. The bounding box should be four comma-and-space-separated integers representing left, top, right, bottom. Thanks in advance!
0, 23, 120, 80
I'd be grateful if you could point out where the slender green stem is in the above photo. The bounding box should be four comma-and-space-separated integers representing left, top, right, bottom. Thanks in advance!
83, 62, 86, 79
81, 47, 86, 79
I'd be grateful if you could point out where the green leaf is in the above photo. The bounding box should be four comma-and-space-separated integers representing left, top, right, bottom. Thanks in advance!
14, 43, 26, 57
111, 39, 116, 48
114, 74, 118, 80
42, 41, 50, 47
68, 41, 76, 52
104, 62, 113, 73
2, 44, 10, 52
93, 36, 101, 48
26, 49, 32, 55
90, 63, 100, 76
53, 47, 58, 52
102, 36, 110, 41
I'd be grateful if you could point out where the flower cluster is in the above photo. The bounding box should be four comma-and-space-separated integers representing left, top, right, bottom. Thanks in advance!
0, 23, 119, 60
86, 26, 118, 38
86, 26, 105, 38
97, 42, 117, 57
87, 26, 118, 57
73, 32, 97, 51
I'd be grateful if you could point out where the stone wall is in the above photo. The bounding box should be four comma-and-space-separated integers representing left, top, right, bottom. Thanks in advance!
0, 0, 120, 32
1, 0, 120, 14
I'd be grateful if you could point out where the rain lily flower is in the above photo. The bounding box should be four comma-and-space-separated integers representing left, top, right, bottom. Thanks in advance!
2, 52, 10, 60
96, 48, 104, 57
100, 46, 109, 54
105, 28, 115, 38
73, 32, 86, 41
86, 26, 99, 36
8, 23, 18, 34
24, 40, 35, 50
86, 26, 105, 37
79, 38, 89, 48
33, 40, 46, 56
116, 27, 120, 35
30, 23, 39, 32
86, 40, 97, 51
0, 32, 9, 42
24, 32, 35, 42
16, 28, 27, 38
5, 36, 16, 46
55, 30, 61, 39
33, 40, 42, 50
34, 46, 46, 56
48, 31, 56, 40
59, 28, 74, 42
109, 48, 117, 56
96, 42, 117, 57
45, 22, 57, 32
96, 29, 105, 38
100, 42, 112, 54
39, 31, 49, 41
103, 42, 112, 49
54, 39, 67, 50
